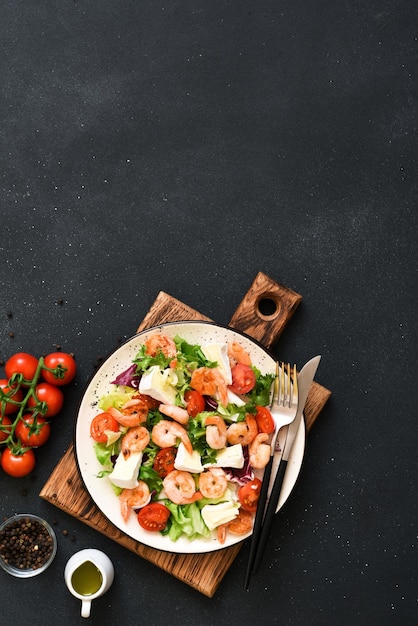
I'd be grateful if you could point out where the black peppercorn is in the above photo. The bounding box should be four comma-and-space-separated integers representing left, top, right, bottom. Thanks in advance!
0, 517, 54, 571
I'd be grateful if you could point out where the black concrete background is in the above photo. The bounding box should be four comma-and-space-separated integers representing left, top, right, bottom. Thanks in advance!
1, 2, 416, 624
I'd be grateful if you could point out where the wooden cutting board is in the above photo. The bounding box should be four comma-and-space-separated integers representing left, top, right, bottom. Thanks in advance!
40, 272, 331, 597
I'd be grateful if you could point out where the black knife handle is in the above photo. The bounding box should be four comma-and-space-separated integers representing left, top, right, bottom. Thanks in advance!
252, 458, 288, 574
244, 454, 274, 589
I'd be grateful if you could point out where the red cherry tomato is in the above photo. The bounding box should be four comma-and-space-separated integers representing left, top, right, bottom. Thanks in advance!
15, 414, 51, 447
0, 379, 23, 414
229, 363, 256, 395
255, 405, 275, 434
137, 502, 171, 531
42, 352, 77, 386
184, 390, 205, 417
153, 447, 176, 478
0, 416, 12, 442
90, 412, 120, 443
5, 352, 39, 384
238, 478, 262, 513
132, 393, 160, 410
27, 383, 64, 417
1, 447, 36, 477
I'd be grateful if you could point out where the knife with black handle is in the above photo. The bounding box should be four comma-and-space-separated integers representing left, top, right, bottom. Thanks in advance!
249, 355, 321, 578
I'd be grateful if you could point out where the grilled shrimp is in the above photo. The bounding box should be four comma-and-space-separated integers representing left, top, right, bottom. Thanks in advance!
144, 333, 177, 358
121, 426, 150, 459
227, 341, 252, 367
217, 523, 228, 544
248, 432, 271, 469
159, 404, 189, 425
107, 399, 149, 428
217, 508, 254, 543
198, 468, 228, 499
119, 482, 151, 522
190, 366, 229, 406
151, 419, 193, 454
107, 392, 159, 428
163, 470, 202, 505
226, 414, 258, 446
227, 508, 253, 535
205, 415, 227, 449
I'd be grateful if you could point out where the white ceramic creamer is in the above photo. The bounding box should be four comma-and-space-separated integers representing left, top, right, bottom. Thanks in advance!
64, 549, 114, 618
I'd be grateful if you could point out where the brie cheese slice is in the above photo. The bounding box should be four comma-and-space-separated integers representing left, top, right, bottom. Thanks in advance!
108, 450, 143, 490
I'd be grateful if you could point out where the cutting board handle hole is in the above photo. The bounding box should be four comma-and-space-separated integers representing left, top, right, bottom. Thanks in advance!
256, 295, 281, 320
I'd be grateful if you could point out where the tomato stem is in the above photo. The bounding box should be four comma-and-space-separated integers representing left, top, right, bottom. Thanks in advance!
41, 363, 68, 380
0, 356, 48, 452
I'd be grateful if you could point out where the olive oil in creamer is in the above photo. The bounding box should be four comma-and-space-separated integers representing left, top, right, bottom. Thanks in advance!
71, 560, 103, 596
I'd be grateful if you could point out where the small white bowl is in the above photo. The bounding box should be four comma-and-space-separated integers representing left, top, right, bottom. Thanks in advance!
0, 514, 57, 578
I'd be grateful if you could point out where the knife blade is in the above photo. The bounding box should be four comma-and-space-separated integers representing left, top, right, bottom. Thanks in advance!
250, 355, 321, 576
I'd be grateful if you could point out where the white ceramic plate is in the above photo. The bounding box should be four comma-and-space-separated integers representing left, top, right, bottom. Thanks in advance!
75, 321, 305, 553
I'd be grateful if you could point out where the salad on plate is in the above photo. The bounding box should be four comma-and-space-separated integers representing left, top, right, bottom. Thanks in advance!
89, 331, 276, 546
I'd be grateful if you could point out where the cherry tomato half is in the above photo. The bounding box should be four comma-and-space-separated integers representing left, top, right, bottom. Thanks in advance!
90, 412, 120, 443
238, 477, 262, 513
0, 379, 24, 414
184, 390, 205, 417
5, 352, 39, 384
255, 405, 275, 434
137, 502, 171, 532
229, 363, 256, 395
1, 447, 36, 477
42, 352, 77, 386
15, 414, 51, 447
125, 393, 160, 411
0, 416, 12, 442
27, 383, 64, 417
153, 447, 176, 478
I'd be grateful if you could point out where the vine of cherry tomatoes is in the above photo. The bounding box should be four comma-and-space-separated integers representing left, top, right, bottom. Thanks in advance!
0, 351, 77, 477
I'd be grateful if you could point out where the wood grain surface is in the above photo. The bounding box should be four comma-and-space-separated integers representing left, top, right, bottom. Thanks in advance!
40, 273, 331, 597
228, 272, 302, 348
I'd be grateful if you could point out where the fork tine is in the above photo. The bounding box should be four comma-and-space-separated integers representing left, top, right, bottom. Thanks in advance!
277, 362, 292, 407
275, 361, 299, 409
293, 363, 298, 404
274, 361, 279, 402
280, 361, 287, 406
286, 362, 292, 406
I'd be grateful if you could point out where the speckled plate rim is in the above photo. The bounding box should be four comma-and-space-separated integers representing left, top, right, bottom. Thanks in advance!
74, 320, 305, 554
